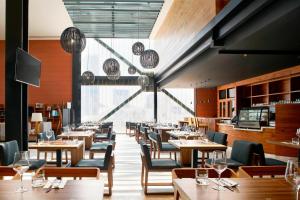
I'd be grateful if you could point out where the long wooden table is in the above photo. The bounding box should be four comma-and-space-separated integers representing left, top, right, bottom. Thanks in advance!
29, 141, 85, 167
166, 130, 199, 139
268, 140, 300, 161
153, 127, 179, 142
169, 140, 227, 167
58, 131, 95, 149
0, 180, 104, 199
173, 178, 296, 200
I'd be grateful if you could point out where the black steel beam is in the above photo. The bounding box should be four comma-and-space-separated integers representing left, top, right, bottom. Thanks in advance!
161, 89, 195, 116
22, 0, 29, 150
219, 49, 300, 55
95, 39, 143, 74
153, 82, 157, 122
81, 76, 139, 86
72, 51, 82, 126
5, 0, 28, 150
99, 88, 143, 122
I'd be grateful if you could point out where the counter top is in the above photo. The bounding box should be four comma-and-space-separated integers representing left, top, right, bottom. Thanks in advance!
217, 123, 275, 132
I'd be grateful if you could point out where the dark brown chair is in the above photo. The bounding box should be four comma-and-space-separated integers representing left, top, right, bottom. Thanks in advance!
140, 143, 181, 194
37, 167, 100, 180
172, 168, 237, 200
238, 166, 286, 178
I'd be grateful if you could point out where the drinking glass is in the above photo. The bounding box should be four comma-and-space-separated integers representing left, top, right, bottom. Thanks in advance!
46, 130, 53, 142
195, 169, 209, 185
292, 137, 299, 145
285, 160, 297, 185
297, 128, 300, 138
13, 151, 30, 192
32, 170, 45, 188
212, 150, 227, 191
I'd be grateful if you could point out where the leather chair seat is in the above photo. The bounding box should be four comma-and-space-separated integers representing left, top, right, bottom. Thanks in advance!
161, 143, 178, 151
150, 159, 181, 170
76, 159, 106, 170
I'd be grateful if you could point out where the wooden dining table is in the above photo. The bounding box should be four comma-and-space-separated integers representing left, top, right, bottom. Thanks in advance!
29, 140, 85, 167
57, 131, 95, 149
173, 178, 296, 200
153, 126, 179, 142
166, 130, 200, 139
268, 140, 300, 161
0, 180, 104, 200
169, 140, 227, 167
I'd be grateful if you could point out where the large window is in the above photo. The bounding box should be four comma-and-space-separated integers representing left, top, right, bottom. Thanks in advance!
81, 39, 194, 133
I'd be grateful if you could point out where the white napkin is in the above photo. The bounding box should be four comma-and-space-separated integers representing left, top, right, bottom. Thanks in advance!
58, 180, 67, 189
43, 181, 52, 189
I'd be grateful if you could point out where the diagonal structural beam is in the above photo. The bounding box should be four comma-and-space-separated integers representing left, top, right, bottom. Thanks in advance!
94, 39, 143, 75
100, 88, 144, 121
161, 89, 195, 116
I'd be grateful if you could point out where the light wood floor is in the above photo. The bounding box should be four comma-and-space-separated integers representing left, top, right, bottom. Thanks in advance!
103, 134, 174, 200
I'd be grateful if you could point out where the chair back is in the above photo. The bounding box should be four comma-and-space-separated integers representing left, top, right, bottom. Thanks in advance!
110, 134, 116, 142
103, 144, 113, 169
172, 168, 237, 179
126, 122, 130, 129
213, 132, 227, 145
238, 166, 286, 178
140, 127, 149, 141
38, 167, 100, 180
230, 140, 256, 165
154, 132, 163, 149
252, 143, 266, 165
206, 131, 215, 141
140, 143, 152, 168
0, 140, 19, 166
0, 166, 17, 177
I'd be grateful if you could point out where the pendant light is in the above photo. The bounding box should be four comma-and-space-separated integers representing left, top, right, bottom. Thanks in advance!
60, 27, 86, 53
81, 42, 95, 84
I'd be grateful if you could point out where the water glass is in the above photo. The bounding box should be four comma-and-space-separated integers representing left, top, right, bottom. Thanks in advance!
212, 150, 227, 191
285, 160, 298, 184
195, 169, 209, 185
32, 171, 45, 188
292, 137, 299, 145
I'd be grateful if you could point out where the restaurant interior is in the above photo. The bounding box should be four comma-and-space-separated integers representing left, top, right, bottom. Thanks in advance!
0, 0, 300, 199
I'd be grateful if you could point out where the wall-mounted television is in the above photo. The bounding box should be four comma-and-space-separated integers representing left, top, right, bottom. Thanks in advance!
15, 48, 41, 87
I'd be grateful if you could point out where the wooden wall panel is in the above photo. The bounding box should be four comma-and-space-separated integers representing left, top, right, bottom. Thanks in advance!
195, 88, 217, 117
0, 40, 72, 105
273, 104, 300, 156
0, 41, 4, 104
151, 0, 216, 69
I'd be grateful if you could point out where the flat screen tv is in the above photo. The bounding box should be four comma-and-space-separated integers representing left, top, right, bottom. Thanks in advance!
15, 48, 41, 87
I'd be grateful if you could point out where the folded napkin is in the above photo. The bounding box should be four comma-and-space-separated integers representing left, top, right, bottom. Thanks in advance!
221, 178, 239, 187
43, 181, 52, 189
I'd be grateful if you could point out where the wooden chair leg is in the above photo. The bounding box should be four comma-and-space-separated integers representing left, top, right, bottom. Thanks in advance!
141, 164, 144, 186
65, 151, 68, 161
37, 150, 40, 160
89, 152, 94, 159
158, 150, 160, 159
107, 167, 113, 196
144, 170, 149, 194
51, 152, 55, 160
44, 152, 47, 161
174, 189, 180, 200
169, 152, 172, 159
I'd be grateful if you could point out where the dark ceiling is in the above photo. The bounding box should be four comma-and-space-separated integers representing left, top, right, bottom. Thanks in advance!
156, 0, 300, 88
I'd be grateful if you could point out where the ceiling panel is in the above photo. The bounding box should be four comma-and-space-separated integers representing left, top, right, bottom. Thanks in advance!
63, 0, 164, 38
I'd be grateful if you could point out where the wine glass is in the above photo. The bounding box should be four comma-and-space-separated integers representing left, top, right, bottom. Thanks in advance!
296, 128, 300, 138
285, 160, 297, 184
13, 151, 30, 192
212, 150, 227, 191
46, 130, 53, 143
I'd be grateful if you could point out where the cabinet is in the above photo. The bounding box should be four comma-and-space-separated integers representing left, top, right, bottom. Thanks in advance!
218, 88, 235, 118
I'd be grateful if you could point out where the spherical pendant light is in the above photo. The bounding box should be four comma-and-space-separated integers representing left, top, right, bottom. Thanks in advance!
60, 27, 86, 53
138, 75, 150, 87
128, 66, 137, 75
132, 42, 145, 55
140, 49, 159, 69
107, 71, 120, 80
103, 58, 120, 75
81, 71, 95, 84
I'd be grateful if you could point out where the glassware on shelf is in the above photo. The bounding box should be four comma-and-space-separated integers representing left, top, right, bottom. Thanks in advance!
13, 151, 30, 193
46, 130, 53, 143
296, 128, 300, 138
212, 150, 227, 191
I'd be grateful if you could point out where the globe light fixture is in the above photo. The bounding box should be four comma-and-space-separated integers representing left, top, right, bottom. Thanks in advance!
140, 49, 159, 69
60, 27, 86, 53
132, 42, 145, 55
103, 58, 120, 75
128, 66, 137, 75
81, 71, 95, 84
